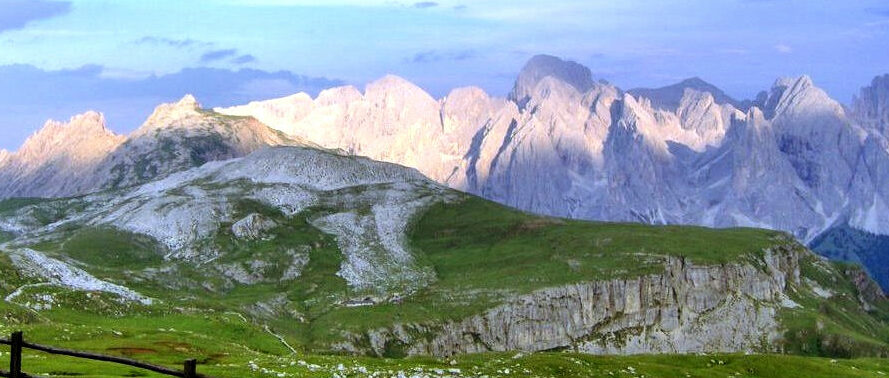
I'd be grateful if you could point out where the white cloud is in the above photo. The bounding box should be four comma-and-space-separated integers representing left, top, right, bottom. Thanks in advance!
774, 44, 793, 54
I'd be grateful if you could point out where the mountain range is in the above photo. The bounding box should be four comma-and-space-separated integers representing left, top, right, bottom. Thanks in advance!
1, 55, 889, 290
1, 56, 889, 375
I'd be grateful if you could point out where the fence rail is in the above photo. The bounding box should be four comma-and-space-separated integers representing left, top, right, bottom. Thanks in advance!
0, 331, 205, 377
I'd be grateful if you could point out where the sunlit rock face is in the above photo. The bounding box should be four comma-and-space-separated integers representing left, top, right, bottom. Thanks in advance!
0, 111, 125, 198
215, 56, 889, 246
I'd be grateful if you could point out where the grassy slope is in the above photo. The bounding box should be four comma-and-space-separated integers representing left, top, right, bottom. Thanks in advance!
0, 195, 888, 376
780, 254, 889, 357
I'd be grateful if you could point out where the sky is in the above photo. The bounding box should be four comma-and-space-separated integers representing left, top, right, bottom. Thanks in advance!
1, 0, 888, 150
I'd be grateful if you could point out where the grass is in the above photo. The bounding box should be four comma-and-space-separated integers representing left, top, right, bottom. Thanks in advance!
411, 195, 783, 292
0, 230, 13, 243
0, 197, 48, 215
54, 227, 165, 269
3, 339, 889, 377
3, 192, 889, 376
8, 192, 795, 355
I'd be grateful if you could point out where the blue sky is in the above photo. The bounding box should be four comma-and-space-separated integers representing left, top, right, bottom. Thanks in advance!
1, 0, 888, 150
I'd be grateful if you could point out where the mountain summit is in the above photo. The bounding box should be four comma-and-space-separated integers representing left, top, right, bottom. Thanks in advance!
509, 54, 595, 108
0, 112, 125, 198
629, 77, 746, 111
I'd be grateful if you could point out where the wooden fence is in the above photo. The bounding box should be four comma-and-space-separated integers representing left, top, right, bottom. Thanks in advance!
0, 331, 206, 377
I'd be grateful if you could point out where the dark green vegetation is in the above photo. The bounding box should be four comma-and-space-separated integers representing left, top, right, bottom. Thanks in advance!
781, 254, 889, 358
53, 227, 165, 269
811, 224, 889, 291
0, 197, 84, 227
1, 194, 889, 376
0, 197, 47, 214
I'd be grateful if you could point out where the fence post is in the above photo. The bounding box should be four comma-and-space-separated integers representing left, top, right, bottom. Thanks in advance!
10, 331, 22, 378
184, 358, 197, 378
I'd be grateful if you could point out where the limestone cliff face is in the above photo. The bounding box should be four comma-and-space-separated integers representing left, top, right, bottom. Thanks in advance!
852, 74, 889, 136
335, 246, 801, 357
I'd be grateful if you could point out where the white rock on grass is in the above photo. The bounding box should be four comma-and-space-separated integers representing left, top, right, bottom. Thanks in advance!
232, 213, 278, 240
7, 248, 151, 305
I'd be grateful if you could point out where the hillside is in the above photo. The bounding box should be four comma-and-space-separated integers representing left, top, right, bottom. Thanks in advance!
0, 146, 888, 376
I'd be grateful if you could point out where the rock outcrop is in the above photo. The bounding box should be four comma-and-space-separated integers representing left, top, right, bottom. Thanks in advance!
231, 213, 278, 240
337, 247, 802, 357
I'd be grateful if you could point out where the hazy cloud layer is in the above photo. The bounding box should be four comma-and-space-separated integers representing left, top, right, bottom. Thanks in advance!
408, 49, 476, 64
0, 0, 71, 32
200, 49, 238, 62
134, 37, 210, 49
233, 54, 257, 64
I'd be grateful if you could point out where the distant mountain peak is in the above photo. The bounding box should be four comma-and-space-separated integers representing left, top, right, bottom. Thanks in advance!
755, 75, 840, 120
678, 77, 709, 87
852, 73, 889, 134
366, 74, 432, 99
628, 77, 743, 111
176, 94, 200, 108
19, 111, 118, 153
139, 94, 205, 131
773, 75, 814, 90
41, 111, 109, 132
509, 54, 594, 108
364, 74, 438, 109
370, 74, 414, 87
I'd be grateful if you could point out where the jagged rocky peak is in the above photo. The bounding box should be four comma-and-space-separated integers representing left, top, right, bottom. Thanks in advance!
141, 94, 204, 129
38, 111, 113, 137
753, 75, 842, 120
16, 111, 122, 156
509, 54, 595, 108
629, 77, 744, 111
852, 74, 889, 133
